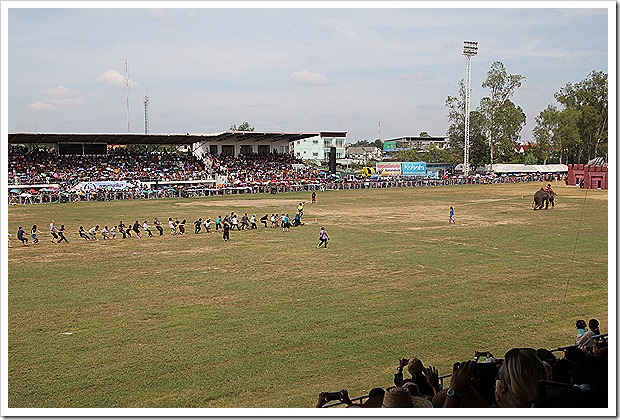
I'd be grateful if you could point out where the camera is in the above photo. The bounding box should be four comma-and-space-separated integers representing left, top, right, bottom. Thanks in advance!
325, 391, 341, 401
473, 362, 499, 381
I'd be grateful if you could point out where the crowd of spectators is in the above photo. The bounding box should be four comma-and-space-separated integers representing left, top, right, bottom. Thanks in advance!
8, 145, 211, 187
317, 319, 608, 409
9, 145, 560, 204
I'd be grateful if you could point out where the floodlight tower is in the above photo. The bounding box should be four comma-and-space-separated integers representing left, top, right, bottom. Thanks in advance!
462, 40, 478, 177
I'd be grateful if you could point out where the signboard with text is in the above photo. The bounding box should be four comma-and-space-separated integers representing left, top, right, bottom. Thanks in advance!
383, 141, 397, 150
401, 162, 427, 176
376, 162, 402, 176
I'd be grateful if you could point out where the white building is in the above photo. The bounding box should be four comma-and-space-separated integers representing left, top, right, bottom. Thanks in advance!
345, 146, 383, 164
383, 136, 450, 152
290, 131, 347, 162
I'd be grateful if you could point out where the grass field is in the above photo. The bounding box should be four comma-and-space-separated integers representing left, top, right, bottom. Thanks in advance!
6, 182, 609, 409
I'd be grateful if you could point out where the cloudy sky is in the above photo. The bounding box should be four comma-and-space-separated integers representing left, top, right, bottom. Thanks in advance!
3, 2, 612, 143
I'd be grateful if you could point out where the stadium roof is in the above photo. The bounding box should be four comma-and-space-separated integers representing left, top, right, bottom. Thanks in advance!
8, 131, 321, 146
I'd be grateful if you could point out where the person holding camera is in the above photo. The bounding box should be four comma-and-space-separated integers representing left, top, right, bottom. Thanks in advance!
394, 357, 438, 399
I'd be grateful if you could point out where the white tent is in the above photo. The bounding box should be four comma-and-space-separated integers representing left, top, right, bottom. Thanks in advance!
491, 164, 568, 173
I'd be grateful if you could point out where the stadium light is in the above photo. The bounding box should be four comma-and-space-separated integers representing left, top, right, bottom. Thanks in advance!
462, 40, 478, 177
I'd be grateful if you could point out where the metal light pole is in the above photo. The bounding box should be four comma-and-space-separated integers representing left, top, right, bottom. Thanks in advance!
462, 41, 478, 177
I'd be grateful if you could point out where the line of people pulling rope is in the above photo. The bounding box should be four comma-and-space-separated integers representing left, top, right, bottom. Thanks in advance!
11, 202, 309, 246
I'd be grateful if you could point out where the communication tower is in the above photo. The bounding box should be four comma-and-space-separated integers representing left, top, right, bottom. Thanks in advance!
124, 59, 130, 133
144, 92, 150, 135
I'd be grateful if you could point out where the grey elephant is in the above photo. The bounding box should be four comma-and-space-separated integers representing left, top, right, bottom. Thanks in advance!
533, 188, 556, 210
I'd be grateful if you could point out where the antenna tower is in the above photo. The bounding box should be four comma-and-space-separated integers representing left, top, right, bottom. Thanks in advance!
144, 91, 150, 135
124, 59, 131, 133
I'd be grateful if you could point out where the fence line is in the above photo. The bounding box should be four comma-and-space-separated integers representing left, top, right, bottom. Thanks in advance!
8, 176, 542, 206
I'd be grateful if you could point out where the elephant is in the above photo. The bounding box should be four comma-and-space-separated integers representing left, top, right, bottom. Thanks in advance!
533, 189, 556, 210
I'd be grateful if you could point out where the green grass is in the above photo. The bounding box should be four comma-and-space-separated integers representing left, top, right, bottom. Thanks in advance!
7, 183, 608, 408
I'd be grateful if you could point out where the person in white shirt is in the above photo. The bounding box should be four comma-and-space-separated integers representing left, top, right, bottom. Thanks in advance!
143, 221, 153, 237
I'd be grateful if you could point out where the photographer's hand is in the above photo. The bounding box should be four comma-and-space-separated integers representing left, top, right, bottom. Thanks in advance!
398, 358, 409, 369
339, 389, 353, 406
424, 365, 440, 394
450, 360, 475, 392
316, 392, 329, 408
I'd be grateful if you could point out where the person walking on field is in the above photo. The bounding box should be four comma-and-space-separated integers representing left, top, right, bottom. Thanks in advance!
311, 191, 317, 203
317, 227, 329, 248
449, 206, 455, 224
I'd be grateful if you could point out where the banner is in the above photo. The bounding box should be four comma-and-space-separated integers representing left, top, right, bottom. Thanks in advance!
71, 180, 136, 191
383, 141, 397, 151
376, 162, 402, 176
402, 161, 427, 176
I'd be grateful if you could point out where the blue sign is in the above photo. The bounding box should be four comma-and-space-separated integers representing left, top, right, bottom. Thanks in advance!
401, 162, 427, 176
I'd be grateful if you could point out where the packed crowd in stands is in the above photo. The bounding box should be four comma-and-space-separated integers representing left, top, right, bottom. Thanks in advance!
8, 145, 211, 186
8, 145, 561, 205
316, 319, 608, 409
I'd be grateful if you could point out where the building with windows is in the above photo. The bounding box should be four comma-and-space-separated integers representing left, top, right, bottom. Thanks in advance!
291, 131, 347, 162
345, 146, 383, 165
383, 136, 450, 152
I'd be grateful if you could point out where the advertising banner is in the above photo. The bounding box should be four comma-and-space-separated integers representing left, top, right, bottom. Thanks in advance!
383, 141, 397, 151
376, 162, 402, 176
401, 161, 427, 176
71, 180, 135, 191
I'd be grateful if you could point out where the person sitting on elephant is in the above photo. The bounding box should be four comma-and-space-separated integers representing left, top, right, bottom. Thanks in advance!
533, 186, 556, 210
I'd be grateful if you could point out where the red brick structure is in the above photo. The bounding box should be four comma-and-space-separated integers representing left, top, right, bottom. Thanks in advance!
567, 163, 608, 189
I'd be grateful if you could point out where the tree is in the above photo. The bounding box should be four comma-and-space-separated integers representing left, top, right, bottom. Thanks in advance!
556, 108, 582, 164
532, 105, 560, 164
349, 139, 371, 147
230, 121, 255, 131
445, 80, 488, 169
419, 131, 431, 137
373, 139, 384, 149
554, 70, 608, 162
479, 61, 526, 166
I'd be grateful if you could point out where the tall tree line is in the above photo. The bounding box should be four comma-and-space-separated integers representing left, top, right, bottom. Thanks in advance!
445, 63, 607, 168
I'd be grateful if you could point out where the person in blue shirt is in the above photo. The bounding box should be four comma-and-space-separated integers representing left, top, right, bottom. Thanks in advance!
17, 226, 29, 246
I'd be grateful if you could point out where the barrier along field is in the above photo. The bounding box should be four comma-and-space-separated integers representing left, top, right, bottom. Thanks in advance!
6, 181, 608, 408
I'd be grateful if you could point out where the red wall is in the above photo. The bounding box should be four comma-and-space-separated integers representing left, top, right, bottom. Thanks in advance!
568, 164, 608, 189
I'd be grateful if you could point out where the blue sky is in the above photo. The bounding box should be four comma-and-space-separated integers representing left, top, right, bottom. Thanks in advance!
3, 2, 613, 143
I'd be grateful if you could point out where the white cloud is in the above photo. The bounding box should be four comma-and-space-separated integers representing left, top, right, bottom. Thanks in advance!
40, 85, 75, 96
26, 101, 56, 110
149, 9, 176, 26
96, 69, 142, 89
290, 70, 329, 86
26, 85, 85, 110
